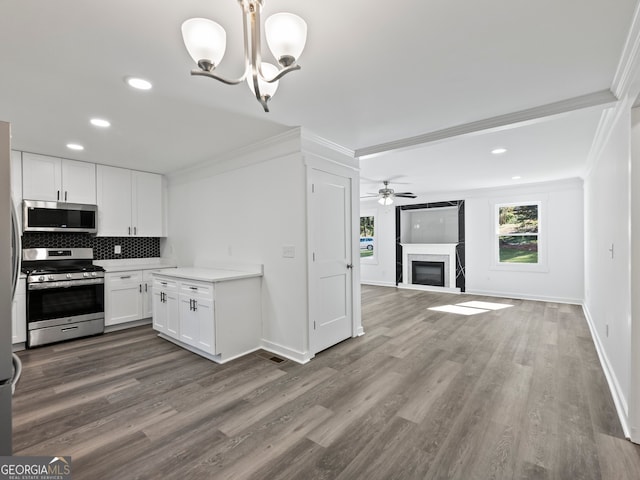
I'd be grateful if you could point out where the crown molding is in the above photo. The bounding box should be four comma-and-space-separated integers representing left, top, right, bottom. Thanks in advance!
356, 90, 617, 158
586, 3, 640, 178
612, 0, 640, 101
300, 128, 355, 159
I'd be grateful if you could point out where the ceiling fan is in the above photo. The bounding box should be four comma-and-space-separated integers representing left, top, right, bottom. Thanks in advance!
361, 180, 417, 205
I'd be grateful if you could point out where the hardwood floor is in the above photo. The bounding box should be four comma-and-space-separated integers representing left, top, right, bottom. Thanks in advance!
12, 286, 640, 479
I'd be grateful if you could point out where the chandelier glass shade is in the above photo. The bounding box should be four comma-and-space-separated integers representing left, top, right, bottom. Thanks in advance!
378, 196, 394, 206
181, 1, 307, 112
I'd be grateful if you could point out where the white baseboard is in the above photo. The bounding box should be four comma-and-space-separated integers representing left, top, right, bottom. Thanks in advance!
465, 289, 582, 305
261, 339, 312, 364
360, 280, 396, 287
581, 303, 631, 438
398, 283, 461, 294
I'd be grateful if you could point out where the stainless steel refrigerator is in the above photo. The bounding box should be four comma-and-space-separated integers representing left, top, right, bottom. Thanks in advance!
1, 120, 21, 455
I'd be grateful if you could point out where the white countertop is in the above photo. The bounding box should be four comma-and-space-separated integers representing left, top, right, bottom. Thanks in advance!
95, 258, 178, 273
152, 267, 262, 283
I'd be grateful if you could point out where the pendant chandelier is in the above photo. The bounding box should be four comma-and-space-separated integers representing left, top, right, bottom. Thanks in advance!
181, 0, 307, 112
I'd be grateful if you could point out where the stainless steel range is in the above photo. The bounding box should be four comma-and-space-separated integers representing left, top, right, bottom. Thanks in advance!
22, 248, 105, 347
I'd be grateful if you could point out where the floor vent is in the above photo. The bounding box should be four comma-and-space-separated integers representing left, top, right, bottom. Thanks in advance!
269, 356, 285, 364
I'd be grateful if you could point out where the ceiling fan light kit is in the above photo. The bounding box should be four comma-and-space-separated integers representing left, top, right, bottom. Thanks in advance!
181, 0, 307, 112
363, 180, 417, 205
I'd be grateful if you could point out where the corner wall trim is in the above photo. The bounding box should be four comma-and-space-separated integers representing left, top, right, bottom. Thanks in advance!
582, 303, 631, 438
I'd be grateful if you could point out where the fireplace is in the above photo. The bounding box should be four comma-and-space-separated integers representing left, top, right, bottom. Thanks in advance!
411, 261, 445, 287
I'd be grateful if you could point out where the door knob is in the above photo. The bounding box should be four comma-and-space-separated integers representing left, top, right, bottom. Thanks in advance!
346, 263, 353, 269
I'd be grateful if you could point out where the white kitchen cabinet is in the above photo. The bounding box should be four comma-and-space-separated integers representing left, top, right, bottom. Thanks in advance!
142, 270, 155, 318
178, 280, 215, 354
105, 271, 144, 326
153, 278, 179, 336
12, 278, 26, 345
22, 152, 96, 204
133, 171, 164, 237
96, 165, 164, 237
105, 267, 175, 327
152, 267, 262, 364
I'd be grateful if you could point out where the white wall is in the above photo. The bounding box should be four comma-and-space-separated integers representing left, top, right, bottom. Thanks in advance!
165, 143, 310, 360
584, 107, 632, 426
164, 129, 361, 363
466, 180, 584, 303
361, 179, 584, 303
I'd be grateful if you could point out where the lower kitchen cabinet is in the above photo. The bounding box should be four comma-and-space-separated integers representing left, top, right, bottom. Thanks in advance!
152, 278, 179, 337
105, 268, 171, 327
178, 283, 215, 354
152, 268, 262, 364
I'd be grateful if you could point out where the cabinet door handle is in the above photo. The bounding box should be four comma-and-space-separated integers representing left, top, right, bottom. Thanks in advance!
65, 191, 68, 202
128, 226, 131, 235
57, 190, 60, 201
193, 300, 197, 311
134, 226, 137, 235
139, 284, 142, 293
145, 283, 148, 292
120, 275, 131, 279
160, 292, 165, 303
189, 299, 193, 311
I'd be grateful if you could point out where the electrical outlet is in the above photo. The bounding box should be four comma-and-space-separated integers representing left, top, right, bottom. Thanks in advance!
114, 245, 121, 255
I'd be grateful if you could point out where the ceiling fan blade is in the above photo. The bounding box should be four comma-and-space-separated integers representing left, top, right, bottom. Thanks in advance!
360, 194, 379, 198
394, 193, 417, 198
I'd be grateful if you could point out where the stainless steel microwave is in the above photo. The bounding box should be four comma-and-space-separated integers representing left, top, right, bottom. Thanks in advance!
23, 200, 98, 234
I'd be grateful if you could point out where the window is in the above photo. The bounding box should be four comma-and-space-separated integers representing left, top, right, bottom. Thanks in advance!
496, 202, 539, 264
360, 215, 375, 259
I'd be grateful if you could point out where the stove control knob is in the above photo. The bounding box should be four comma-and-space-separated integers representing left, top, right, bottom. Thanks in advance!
38, 275, 45, 282
66, 273, 72, 279
91, 272, 97, 277
83, 272, 89, 277
48, 275, 55, 281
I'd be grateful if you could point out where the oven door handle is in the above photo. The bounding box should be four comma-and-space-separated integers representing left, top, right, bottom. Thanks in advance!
28, 278, 105, 290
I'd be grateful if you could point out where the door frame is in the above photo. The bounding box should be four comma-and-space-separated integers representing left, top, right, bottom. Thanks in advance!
305, 154, 363, 357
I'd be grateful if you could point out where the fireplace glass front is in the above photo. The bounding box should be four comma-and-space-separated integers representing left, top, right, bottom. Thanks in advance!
412, 261, 445, 287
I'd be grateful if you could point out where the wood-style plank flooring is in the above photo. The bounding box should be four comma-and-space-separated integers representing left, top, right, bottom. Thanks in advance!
12, 286, 640, 479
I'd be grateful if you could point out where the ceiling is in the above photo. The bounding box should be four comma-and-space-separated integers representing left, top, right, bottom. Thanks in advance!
0, 0, 637, 195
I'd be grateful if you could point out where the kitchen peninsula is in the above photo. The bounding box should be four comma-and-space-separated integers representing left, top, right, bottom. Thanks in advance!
151, 264, 263, 364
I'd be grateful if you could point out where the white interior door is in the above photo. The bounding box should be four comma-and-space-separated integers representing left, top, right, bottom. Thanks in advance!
309, 169, 353, 354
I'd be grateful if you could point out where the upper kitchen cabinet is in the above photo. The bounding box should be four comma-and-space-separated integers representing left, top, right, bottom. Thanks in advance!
96, 165, 165, 237
22, 152, 96, 204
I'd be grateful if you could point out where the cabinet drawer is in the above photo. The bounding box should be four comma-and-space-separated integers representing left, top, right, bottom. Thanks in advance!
180, 281, 213, 298
107, 271, 143, 286
154, 277, 178, 290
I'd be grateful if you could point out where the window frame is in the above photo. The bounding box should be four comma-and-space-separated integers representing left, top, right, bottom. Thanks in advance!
359, 212, 377, 264
492, 200, 548, 272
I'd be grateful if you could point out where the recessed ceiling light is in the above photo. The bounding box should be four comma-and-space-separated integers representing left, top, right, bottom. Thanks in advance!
512, 176, 521, 180
491, 147, 508, 155
126, 77, 152, 90
90, 118, 111, 128
66, 143, 84, 151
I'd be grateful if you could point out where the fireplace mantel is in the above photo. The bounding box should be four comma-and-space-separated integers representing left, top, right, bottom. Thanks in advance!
399, 243, 460, 293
